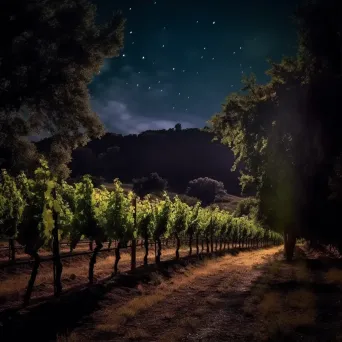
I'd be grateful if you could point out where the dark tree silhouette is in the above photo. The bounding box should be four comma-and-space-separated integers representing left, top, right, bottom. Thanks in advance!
38, 128, 241, 195
211, 0, 342, 260
133, 173, 168, 197
186, 177, 227, 206
175, 123, 182, 131
0, 0, 125, 178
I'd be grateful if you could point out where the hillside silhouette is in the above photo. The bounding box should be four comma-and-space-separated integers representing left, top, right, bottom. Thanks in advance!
42, 128, 241, 195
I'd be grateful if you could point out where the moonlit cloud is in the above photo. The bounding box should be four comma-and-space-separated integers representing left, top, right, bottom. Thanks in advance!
91, 65, 204, 134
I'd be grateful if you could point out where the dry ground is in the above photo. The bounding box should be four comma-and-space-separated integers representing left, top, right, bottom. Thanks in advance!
0, 245, 190, 308
61, 247, 281, 342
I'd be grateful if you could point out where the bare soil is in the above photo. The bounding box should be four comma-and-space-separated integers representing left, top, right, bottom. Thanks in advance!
0, 244, 189, 309
3, 244, 341, 342
62, 247, 282, 342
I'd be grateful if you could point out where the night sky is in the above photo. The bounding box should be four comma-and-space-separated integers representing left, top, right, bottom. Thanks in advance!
90, 0, 299, 135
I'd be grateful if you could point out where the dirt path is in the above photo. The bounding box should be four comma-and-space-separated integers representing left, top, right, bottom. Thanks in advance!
69, 246, 281, 342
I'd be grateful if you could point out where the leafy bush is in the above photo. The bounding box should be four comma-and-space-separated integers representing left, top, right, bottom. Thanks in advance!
133, 173, 167, 197
186, 177, 227, 206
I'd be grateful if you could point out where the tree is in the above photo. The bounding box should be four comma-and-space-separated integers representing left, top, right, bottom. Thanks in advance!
0, 0, 125, 177
175, 123, 182, 131
210, 0, 342, 260
186, 177, 227, 206
133, 173, 167, 198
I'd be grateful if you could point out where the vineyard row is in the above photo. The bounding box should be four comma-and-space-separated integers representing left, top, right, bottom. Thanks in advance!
0, 162, 283, 305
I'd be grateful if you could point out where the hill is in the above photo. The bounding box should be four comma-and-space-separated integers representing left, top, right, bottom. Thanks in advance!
38, 128, 241, 195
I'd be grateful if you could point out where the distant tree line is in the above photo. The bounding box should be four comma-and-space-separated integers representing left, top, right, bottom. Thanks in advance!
37, 128, 242, 195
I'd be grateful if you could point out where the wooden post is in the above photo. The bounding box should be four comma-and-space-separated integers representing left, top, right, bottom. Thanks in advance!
52, 186, 62, 297
131, 196, 137, 271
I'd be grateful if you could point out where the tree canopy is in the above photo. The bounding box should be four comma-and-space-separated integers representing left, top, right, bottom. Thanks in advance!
0, 0, 125, 177
186, 177, 227, 206
210, 0, 342, 259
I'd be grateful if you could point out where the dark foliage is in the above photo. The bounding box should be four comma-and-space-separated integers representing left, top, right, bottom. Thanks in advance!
133, 173, 167, 197
0, 0, 125, 178
186, 177, 227, 206
211, 0, 342, 259
37, 128, 241, 195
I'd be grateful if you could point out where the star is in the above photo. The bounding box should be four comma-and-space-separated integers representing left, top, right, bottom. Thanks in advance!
196, 71, 199, 75
240, 46, 242, 50
204, 47, 206, 50
233, 51, 236, 54
142, 56, 145, 60
148, 86, 151, 90
160, 89, 163, 92
129, 7, 132, 10
163, 26, 166, 30
172, 67, 175, 71
162, 44, 165, 48
201, 56, 204, 59
172, 107, 175, 110
122, 54, 126, 57
196, 20, 199, 23
212, 57, 215, 60
213, 21, 216, 24
188, 96, 190, 99
182, 70, 186, 72
129, 31, 133, 34
158, 80, 161, 83
136, 84, 139, 87
132, 42, 135, 44
154, 1, 157, 4
178, 92, 181, 95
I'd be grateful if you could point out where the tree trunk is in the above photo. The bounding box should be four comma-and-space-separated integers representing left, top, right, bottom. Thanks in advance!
201, 239, 204, 252
144, 234, 149, 266
114, 241, 121, 275
131, 238, 136, 271
220, 239, 223, 251
108, 239, 112, 251
206, 237, 210, 254
89, 241, 103, 284
89, 240, 93, 251
196, 234, 199, 255
175, 233, 180, 260
9, 238, 16, 261
24, 248, 40, 306
284, 231, 296, 261
189, 233, 193, 256
52, 225, 63, 297
156, 237, 162, 263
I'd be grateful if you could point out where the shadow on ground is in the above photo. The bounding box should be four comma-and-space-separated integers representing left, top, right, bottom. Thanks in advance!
0, 248, 245, 341
245, 246, 342, 341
